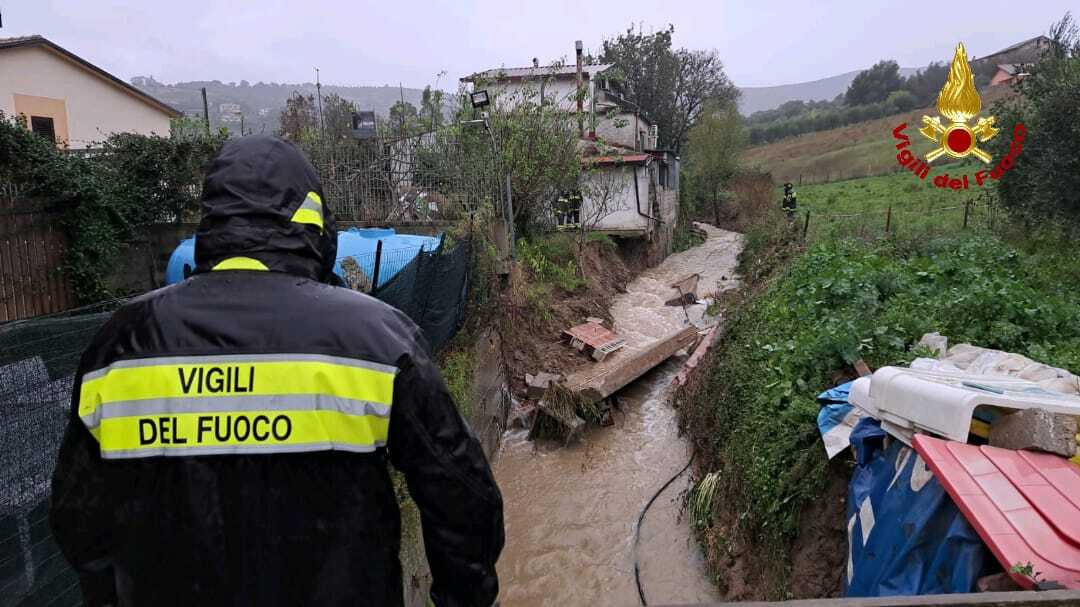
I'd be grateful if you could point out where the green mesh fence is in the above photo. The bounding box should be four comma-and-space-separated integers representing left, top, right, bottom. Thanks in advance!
0, 240, 470, 605
0, 300, 125, 607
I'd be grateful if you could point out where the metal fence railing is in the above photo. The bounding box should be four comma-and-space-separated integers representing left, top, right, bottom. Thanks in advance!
301, 129, 499, 224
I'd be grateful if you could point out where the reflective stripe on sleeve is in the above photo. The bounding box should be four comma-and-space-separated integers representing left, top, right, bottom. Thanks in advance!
78, 353, 397, 459
290, 191, 324, 232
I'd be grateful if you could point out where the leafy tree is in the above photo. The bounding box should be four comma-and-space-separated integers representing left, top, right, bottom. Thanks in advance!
278, 92, 319, 142
686, 99, 746, 223
601, 25, 737, 152
321, 93, 357, 142
886, 89, 919, 112
389, 100, 421, 137
989, 12, 1080, 226
845, 60, 903, 105
902, 61, 949, 107
421, 85, 445, 131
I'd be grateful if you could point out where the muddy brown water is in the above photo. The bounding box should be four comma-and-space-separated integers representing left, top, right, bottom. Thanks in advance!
494, 225, 744, 606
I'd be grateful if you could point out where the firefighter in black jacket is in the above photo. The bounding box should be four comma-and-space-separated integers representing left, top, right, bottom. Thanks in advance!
49, 135, 504, 607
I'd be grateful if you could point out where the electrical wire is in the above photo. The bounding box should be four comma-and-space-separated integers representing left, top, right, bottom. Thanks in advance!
633, 453, 696, 606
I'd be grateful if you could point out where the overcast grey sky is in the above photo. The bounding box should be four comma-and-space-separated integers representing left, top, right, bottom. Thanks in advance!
2, 1, 1072, 89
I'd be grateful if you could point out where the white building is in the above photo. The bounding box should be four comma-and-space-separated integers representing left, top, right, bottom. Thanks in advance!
462, 56, 678, 257
0, 35, 180, 148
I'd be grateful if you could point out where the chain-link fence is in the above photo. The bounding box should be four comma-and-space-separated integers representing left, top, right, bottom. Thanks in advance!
301, 128, 499, 223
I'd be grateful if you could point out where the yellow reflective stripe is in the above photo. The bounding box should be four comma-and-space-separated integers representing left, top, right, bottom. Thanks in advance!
291, 207, 324, 230
290, 192, 324, 231
212, 257, 269, 271
95, 409, 389, 458
79, 360, 394, 417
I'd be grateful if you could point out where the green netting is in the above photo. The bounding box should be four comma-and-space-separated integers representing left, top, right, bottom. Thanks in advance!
0, 300, 124, 607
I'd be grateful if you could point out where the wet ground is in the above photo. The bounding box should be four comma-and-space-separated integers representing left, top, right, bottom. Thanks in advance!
493, 224, 745, 606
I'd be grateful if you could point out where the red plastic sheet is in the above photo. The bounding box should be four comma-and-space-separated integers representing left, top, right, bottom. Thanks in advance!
913, 434, 1080, 589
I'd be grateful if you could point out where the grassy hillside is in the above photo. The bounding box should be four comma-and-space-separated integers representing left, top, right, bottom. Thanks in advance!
681, 167, 1080, 600
741, 86, 1014, 186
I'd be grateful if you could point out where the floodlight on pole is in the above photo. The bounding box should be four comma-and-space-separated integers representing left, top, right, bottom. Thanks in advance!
470, 90, 490, 109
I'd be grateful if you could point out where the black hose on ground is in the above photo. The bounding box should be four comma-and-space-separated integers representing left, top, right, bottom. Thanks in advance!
633, 453, 696, 606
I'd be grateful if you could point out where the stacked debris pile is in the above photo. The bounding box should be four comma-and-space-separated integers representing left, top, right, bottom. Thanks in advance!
818, 333, 1080, 597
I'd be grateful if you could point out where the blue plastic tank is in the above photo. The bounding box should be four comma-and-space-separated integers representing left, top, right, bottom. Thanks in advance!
163, 228, 442, 289
164, 237, 197, 285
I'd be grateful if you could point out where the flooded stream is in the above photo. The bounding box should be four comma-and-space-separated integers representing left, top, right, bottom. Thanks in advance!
494, 224, 745, 606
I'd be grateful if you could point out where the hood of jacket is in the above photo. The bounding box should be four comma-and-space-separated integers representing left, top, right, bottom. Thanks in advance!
194, 135, 337, 283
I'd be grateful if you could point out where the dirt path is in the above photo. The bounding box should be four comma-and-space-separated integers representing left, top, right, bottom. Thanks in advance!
493, 224, 744, 606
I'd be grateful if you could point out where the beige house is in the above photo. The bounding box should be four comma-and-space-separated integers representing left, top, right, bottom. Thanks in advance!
463, 53, 678, 257
0, 35, 179, 148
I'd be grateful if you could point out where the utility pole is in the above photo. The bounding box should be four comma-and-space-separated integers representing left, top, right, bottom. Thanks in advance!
315, 67, 324, 139
575, 40, 584, 138
399, 83, 406, 138
239, 113, 245, 137
201, 87, 210, 135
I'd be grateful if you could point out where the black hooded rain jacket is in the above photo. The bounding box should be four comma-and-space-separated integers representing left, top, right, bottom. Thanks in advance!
49, 135, 504, 607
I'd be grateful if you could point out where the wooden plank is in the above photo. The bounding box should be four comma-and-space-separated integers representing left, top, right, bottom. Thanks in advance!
675, 324, 720, 387
662, 590, 1080, 607
0, 234, 12, 321
565, 326, 699, 402
13, 211, 29, 320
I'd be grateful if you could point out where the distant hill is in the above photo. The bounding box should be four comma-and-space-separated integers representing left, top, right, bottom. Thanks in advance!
740, 85, 1015, 185
131, 77, 428, 135
738, 67, 920, 116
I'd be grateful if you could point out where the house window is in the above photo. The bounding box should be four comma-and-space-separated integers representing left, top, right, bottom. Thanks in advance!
30, 116, 56, 144
659, 162, 669, 188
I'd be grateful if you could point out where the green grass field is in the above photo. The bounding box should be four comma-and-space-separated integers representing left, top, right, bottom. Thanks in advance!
778, 162, 999, 241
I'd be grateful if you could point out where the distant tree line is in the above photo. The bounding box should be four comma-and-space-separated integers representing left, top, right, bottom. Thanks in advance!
277, 84, 446, 144
745, 55, 1000, 145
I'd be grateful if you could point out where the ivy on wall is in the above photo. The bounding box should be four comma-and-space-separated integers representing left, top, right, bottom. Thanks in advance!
0, 112, 225, 303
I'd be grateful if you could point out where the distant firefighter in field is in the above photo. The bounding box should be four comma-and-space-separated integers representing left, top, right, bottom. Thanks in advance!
781, 182, 798, 220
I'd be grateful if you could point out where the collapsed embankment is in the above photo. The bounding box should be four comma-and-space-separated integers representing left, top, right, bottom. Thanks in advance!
674, 194, 1080, 600
492, 224, 744, 605
397, 232, 652, 605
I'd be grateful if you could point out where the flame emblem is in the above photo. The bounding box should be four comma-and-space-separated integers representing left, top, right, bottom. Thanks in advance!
919, 42, 998, 163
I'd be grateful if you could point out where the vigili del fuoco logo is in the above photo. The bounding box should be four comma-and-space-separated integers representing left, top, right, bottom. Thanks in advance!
892, 42, 1026, 191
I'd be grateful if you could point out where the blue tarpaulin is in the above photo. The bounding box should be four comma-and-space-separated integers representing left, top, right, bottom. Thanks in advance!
843, 416, 991, 596
817, 381, 866, 459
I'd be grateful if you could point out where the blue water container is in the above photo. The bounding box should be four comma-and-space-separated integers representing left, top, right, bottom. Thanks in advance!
164, 229, 442, 289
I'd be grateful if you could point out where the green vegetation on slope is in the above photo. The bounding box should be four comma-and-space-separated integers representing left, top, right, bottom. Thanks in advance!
683, 233, 1080, 587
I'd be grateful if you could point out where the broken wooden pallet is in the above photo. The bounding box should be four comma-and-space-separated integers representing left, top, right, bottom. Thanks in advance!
563, 321, 626, 361
564, 325, 699, 403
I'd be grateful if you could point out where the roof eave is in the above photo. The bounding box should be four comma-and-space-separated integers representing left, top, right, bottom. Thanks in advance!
0, 35, 182, 118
